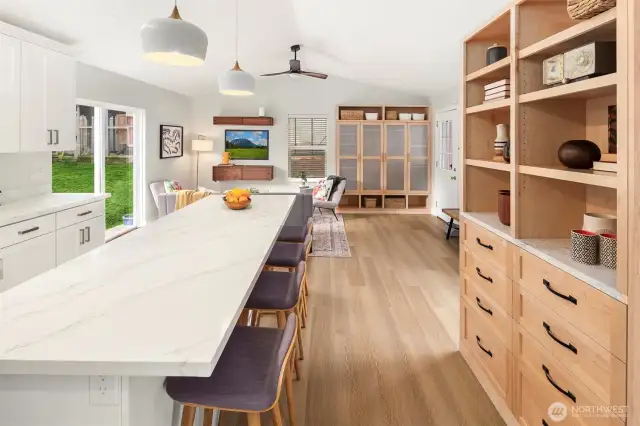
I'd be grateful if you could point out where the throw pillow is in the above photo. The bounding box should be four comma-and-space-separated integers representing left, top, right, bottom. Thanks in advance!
164, 180, 183, 193
313, 179, 334, 201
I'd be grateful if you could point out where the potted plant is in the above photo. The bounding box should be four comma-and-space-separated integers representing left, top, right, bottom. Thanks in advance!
297, 171, 308, 187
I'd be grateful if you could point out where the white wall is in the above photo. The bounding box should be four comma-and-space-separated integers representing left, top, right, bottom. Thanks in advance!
76, 63, 193, 222
190, 76, 430, 191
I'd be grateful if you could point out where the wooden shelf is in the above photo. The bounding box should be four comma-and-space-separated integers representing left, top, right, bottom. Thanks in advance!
519, 74, 617, 103
466, 159, 511, 172
466, 99, 510, 114
337, 120, 430, 124
213, 116, 274, 126
519, 8, 616, 59
518, 165, 617, 188
466, 57, 511, 82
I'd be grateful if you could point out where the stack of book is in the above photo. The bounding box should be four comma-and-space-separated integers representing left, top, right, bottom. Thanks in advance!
484, 79, 510, 102
592, 153, 618, 173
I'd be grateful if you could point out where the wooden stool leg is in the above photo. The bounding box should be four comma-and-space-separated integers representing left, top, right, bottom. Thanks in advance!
294, 354, 301, 381
202, 408, 214, 426
272, 404, 284, 426
238, 310, 249, 326
181, 406, 196, 426
285, 361, 297, 426
247, 412, 261, 426
295, 308, 305, 360
255, 311, 262, 327
446, 218, 454, 240
300, 298, 307, 328
276, 311, 286, 329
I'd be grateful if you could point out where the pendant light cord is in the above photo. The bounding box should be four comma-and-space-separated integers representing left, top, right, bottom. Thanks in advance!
235, 0, 239, 62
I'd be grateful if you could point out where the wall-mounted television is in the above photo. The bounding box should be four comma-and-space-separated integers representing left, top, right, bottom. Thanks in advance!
225, 130, 269, 160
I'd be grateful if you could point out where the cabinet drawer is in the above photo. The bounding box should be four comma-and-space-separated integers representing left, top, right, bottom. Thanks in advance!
461, 272, 511, 349
515, 324, 625, 425
461, 245, 512, 315
0, 214, 55, 249
56, 201, 105, 230
514, 285, 626, 409
461, 300, 511, 403
516, 248, 626, 361
0, 233, 56, 293
462, 219, 513, 278
57, 216, 105, 265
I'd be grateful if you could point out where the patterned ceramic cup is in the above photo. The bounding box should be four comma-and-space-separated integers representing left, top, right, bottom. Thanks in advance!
571, 230, 598, 265
599, 233, 617, 269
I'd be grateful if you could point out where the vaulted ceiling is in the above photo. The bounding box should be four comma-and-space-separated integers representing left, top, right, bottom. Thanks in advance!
0, 0, 507, 97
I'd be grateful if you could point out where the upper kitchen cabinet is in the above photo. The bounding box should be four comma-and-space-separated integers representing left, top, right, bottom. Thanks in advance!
0, 20, 75, 154
21, 42, 76, 152
0, 34, 21, 154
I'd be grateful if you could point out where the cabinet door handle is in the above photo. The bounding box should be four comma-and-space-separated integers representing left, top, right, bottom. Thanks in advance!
542, 364, 576, 403
85, 226, 91, 243
54, 130, 59, 145
475, 335, 493, 358
475, 237, 493, 250
476, 297, 493, 316
475, 267, 493, 283
18, 226, 40, 235
47, 130, 53, 145
80, 228, 85, 245
543, 279, 577, 305
77, 210, 92, 217
543, 322, 578, 354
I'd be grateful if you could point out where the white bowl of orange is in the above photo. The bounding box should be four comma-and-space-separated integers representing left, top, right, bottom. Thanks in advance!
223, 188, 252, 210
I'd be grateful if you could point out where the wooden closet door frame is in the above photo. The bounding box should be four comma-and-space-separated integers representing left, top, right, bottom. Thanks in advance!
407, 122, 431, 195
383, 123, 408, 195
336, 121, 361, 194
361, 122, 384, 194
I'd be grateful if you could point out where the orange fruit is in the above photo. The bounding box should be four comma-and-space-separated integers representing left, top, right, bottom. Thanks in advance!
239, 196, 248, 202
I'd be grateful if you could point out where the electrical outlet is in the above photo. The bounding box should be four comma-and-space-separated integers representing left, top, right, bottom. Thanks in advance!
435, 201, 439, 207
90, 375, 120, 405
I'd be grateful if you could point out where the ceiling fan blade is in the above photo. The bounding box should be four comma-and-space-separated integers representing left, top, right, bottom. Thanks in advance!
300, 71, 328, 79
260, 71, 291, 77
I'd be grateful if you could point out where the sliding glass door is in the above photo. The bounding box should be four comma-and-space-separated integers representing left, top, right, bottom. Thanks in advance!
52, 103, 143, 234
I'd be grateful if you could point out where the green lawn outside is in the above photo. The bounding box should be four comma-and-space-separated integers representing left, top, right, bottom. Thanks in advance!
52, 161, 133, 229
227, 147, 269, 160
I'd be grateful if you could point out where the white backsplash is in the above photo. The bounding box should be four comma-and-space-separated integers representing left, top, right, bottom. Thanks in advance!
0, 152, 52, 204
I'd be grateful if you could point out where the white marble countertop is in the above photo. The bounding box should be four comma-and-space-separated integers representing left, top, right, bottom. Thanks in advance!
461, 211, 624, 304
0, 193, 110, 228
0, 194, 295, 376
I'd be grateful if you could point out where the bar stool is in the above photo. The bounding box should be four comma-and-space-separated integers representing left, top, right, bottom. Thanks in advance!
277, 217, 313, 243
245, 261, 307, 379
165, 314, 298, 426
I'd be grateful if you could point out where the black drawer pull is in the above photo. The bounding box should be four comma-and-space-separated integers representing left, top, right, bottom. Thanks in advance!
77, 210, 93, 217
18, 226, 40, 235
476, 335, 493, 358
475, 267, 493, 283
543, 322, 577, 354
542, 364, 576, 403
543, 279, 577, 305
543, 420, 549, 426
476, 297, 493, 316
476, 237, 493, 250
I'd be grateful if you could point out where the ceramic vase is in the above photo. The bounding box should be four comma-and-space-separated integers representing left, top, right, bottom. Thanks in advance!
494, 124, 509, 161
498, 190, 511, 226
571, 230, 598, 265
558, 140, 601, 169
222, 152, 231, 165
599, 233, 617, 269
583, 213, 616, 235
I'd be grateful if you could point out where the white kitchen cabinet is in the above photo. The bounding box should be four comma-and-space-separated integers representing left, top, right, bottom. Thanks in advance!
56, 216, 105, 265
20, 41, 75, 152
0, 233, 56, 293
0, 34, 20, 154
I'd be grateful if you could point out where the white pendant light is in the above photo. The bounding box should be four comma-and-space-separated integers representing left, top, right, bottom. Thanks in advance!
141, 1, 208, 67
218, 0, 255, 96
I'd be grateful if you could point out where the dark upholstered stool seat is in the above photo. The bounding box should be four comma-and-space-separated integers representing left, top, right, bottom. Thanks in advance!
165, 315, 296, 412
267, 233, 311, 267
277, 217, 312, 243
246, 262, 305, 310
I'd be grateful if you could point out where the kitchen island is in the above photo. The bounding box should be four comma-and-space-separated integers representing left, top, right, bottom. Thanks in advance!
0, 194, 295, 426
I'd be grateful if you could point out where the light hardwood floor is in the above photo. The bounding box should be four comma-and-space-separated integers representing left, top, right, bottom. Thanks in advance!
223, 214, 504, 426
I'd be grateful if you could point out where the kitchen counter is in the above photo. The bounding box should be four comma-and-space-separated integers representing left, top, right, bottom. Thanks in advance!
0, 194, 295, 377
0, 193, 110, 228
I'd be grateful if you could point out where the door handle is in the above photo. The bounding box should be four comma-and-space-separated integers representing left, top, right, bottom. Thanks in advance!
475, 267, 493, 283
542, 364, 576, 403
543, 279, 577, 305
451, 176, 457, 180
54, 130, 59, 145
85, 226, 91, 243
47, 130, 53, 145
543, 322, 578, 354
476, 237, 493, 251
80, 228, 85, 245
475, 297, 493, 316
476, 335, 492, 358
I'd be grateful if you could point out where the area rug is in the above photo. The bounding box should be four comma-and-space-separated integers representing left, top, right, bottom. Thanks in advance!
310, 212, 351, 257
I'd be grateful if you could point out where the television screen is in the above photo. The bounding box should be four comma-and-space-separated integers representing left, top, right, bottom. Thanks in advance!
225, 130, 269, 160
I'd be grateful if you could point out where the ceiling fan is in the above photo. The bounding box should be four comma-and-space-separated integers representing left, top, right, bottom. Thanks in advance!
261, 45, 328, 79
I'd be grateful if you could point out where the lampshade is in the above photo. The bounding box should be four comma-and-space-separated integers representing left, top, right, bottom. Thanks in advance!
141, 6, 208, 67
192, 139, 214, 152
218, 62, 255, 96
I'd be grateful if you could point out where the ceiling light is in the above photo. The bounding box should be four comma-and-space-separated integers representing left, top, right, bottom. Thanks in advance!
218, 0, 255, 96
141, 1, 208, 67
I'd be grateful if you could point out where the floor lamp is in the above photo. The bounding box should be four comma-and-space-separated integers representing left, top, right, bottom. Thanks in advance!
192, 138, 214, 188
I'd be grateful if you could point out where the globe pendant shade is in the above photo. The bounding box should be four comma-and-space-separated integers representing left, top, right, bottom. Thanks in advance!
218, 62, 255, 96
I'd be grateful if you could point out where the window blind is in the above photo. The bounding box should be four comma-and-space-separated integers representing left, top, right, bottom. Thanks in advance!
288, 116, 328, 179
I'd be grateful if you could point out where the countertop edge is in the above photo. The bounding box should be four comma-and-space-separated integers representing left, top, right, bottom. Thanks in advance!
460, 211, 626, 305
